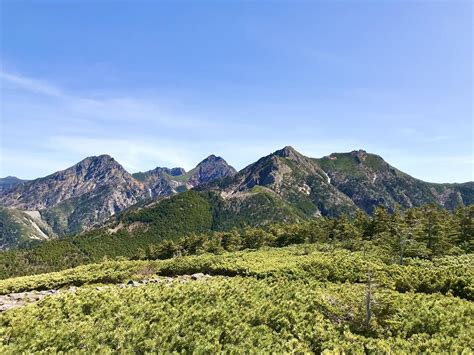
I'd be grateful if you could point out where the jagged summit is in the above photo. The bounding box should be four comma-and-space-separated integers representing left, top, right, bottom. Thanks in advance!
201, 154, 218, 160
196, 154, 231, 167
196, 154, 221, 165
131, 154, 237, 198
0, 155, 147, 235
169, 167, 186, 176
93, 154, 113, 160
71, 154, 123, 174
145, 166, 186, 177
268, 146, 309, 167
273, 145, 299, 157
78, 154, 115, 164
0, 148, 472, 250
190, 155, 237, 186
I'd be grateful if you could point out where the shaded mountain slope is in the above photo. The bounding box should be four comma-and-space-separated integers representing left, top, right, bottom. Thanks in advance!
132, 155, 236, 198
0, 155, 236, 248
316, 150, 472, 213
0, 146, 471, 251
0, 177, 27, 194
0, 155, 148, 239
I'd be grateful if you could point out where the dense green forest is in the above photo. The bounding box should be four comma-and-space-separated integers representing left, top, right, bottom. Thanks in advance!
0, 191, 472, 279
0, 200, 472, 352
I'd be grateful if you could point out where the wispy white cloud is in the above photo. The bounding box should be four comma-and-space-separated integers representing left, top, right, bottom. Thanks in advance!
0, 71, 65, 97
1, 70, 472, 183
0, 69, 214, 130
47, 136, 203, 172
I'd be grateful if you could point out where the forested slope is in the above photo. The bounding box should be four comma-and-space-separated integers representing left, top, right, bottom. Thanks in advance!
0, 198, 472, 281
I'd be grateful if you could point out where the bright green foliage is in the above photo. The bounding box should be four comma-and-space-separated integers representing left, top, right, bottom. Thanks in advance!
1, 245, 472, 300
0, 204, 472, 282
0, 244, 472, 352
456, 206, 474, 252
1, 276, 473, 353
0, 202, 471, 353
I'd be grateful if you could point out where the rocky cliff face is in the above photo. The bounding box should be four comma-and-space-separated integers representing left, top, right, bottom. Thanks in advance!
316, 150, 472, 213
0, 147, 472, 250
0, 155, 148, 237
188, 155, 237, 186
133, 155, 237, 198
0, 154, 237, 247
0, 177, 27, 194
205, 146, 358, 225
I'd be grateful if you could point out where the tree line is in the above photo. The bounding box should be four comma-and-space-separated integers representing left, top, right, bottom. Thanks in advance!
135, 204, 473, 263
0, 203, 471, 279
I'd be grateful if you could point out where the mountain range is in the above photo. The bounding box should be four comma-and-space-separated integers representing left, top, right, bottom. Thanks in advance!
0, 146, 472, 250
0, 154, 236, 248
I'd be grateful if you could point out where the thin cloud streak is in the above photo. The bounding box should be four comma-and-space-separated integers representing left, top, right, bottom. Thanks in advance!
0, 70, 472, 184
0, 69, 214, 130
0, 71, 64, 97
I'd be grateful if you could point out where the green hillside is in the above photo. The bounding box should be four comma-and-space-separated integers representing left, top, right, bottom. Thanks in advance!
1, 147, 472, 251
0, 197, 472, 282
0, 244, 472, 353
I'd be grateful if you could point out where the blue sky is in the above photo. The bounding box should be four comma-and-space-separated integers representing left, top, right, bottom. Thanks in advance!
0, 1, 472, 182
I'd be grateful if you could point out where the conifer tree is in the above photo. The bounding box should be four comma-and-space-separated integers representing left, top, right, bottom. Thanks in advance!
456, 206, 473, 252
371, 206, 390, 235
354, 209, 371, 240
422, 204, 445, 257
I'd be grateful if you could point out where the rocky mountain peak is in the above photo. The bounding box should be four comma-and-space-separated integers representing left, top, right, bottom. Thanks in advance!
147, 167, 186, 177
73, 154, 120, 172
189, 155, 237, 186
270, 146, 317, 170
131, 155, 237, 198
350, 150, 368, 163
169, 167, 186, 176
78, 154, 114, 165
52, 154, 132, 185
1, 176, 22, 180
273, 146, 300, 159
198, 154, 222, 165
0, 155, 146, 213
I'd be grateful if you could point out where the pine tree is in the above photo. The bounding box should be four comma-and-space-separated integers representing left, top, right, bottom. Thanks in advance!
456, 206, 474, 252
354, 209, 371, 240
422, 205, 445, 257
371, 206, 390, 236
332, 214, 362, 251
